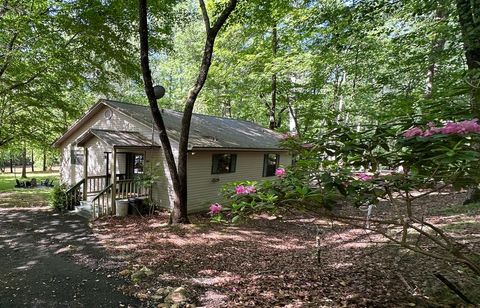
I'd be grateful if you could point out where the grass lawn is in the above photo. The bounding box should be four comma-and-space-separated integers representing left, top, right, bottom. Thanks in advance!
0, 171, 59, 208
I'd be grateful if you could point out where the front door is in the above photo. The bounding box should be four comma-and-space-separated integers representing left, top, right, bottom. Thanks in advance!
104, 152, 111, 186
125, 153, 144, 180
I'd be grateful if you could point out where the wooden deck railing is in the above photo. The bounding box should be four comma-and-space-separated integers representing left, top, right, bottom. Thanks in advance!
86, 174, 126, 193
116, 179, 150, 200
84, 178, 151, 218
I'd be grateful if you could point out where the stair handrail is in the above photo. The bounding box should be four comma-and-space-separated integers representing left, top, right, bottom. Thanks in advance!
91, 183, 113, 218
65, 178, 85, 210
66, 178, 85, 195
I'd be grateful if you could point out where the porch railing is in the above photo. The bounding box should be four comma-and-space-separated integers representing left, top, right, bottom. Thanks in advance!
86, 174, 126, 193
65, 179, 85, 210
116, 179, 150, 200
86, 179, 151, 219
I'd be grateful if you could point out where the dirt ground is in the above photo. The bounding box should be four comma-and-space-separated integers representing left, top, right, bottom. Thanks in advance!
0, 207, 140, 307
92, 192, 480, 307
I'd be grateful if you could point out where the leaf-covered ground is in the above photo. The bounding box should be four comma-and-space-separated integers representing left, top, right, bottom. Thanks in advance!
93, 192, 480, 307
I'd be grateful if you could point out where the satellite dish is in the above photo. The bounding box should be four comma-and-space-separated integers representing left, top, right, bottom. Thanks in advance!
153, 85, 166, 99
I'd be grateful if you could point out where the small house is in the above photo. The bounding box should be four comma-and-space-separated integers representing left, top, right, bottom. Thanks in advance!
53, 99, 290, 217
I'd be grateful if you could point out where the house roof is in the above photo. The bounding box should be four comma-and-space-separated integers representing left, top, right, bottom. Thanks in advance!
76, 129, 160, 148
55, 99, 287, 151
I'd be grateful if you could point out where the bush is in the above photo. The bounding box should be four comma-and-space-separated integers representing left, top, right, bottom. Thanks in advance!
49, 184, 68, 211
214, 171, 327, 223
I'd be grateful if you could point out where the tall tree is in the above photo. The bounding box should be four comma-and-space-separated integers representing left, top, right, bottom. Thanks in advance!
456, 0, 480, 117
456, 0, 480, 204
139, 0, 238, 224
0, 0, 148, 148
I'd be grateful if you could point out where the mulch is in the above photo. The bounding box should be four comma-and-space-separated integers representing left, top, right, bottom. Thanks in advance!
92, 192, 480, 307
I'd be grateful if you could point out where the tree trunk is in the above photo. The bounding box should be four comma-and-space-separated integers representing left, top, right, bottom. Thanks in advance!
139, 0, 185, 223
287, 96, 301, 137
43, 149, 47, 172
138, 0, 237, 224
223, 100, 232, 118
334, 71, 346, 123
21, 144, 27, 178
9, 158, 13, 173
31, 148, 34, 172
176, 0, 236, 221
269, 24, 278, 130
425, 8, 446, 98
456, 0, 480, 204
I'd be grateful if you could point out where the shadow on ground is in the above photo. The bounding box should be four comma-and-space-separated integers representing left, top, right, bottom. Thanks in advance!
0, 207, 140, 307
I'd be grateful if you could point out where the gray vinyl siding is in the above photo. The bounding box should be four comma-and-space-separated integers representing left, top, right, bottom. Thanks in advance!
145, 148, 173, 210
186, 151, 291, 212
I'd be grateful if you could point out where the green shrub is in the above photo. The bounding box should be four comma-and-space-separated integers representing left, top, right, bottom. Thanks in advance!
49, 184, 68, 211
215, 175, 327, 223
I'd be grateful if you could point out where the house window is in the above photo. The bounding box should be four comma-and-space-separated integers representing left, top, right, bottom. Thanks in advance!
263, 153, 279, 177
70, 148, 83, 165
134, 154, 144, 174
212, 154, 237, 174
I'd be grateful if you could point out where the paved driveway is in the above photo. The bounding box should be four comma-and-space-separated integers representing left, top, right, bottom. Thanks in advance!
0, 207, 140, 307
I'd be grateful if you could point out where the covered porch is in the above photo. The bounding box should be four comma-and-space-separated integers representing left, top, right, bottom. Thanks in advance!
66, 129, 161, 218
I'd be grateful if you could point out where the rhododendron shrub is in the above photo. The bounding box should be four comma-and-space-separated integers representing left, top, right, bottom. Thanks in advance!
217, 180, 277, 222
279, 120, 480, 276
215, 169, 326, 222
209, 120, 480, 276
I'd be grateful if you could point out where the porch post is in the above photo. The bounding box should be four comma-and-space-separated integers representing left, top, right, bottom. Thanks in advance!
83, 147, 88, 200
111, 147, 117, 215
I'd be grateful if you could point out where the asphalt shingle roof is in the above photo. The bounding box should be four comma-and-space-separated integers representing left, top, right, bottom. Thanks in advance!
102, 100, 286, 150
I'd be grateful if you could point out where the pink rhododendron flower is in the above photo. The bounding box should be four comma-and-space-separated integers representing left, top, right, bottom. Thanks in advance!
406, 119, 480, 138
356, 172, 373, 181
275, 168, 286, 178
403, 127, 423, 138
235, 185, 256, 195
235, 185, 245, 194
460, 119, 480, 133
442, 122, 463, 135
422, 126, 442, 137
209, 203, 222, 215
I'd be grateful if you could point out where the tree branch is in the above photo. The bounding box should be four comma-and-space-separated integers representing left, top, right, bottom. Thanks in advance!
198, 0, 210, 33
279, 106, 288, 114
211, 0, 237, 35
0, 72, 40, 96
0, 32, 18, 78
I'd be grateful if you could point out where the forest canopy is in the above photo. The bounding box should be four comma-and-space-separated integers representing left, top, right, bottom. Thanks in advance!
0, 1, 476, 145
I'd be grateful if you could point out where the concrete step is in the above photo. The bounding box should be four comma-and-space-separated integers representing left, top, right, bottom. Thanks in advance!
74, 201, 93, 219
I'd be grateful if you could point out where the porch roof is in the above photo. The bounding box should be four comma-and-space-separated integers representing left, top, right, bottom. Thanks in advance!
76, 129, 159, 148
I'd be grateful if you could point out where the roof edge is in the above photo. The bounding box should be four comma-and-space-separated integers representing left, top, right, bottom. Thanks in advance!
189, 147, 289, 152
52, 100, 106, 147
